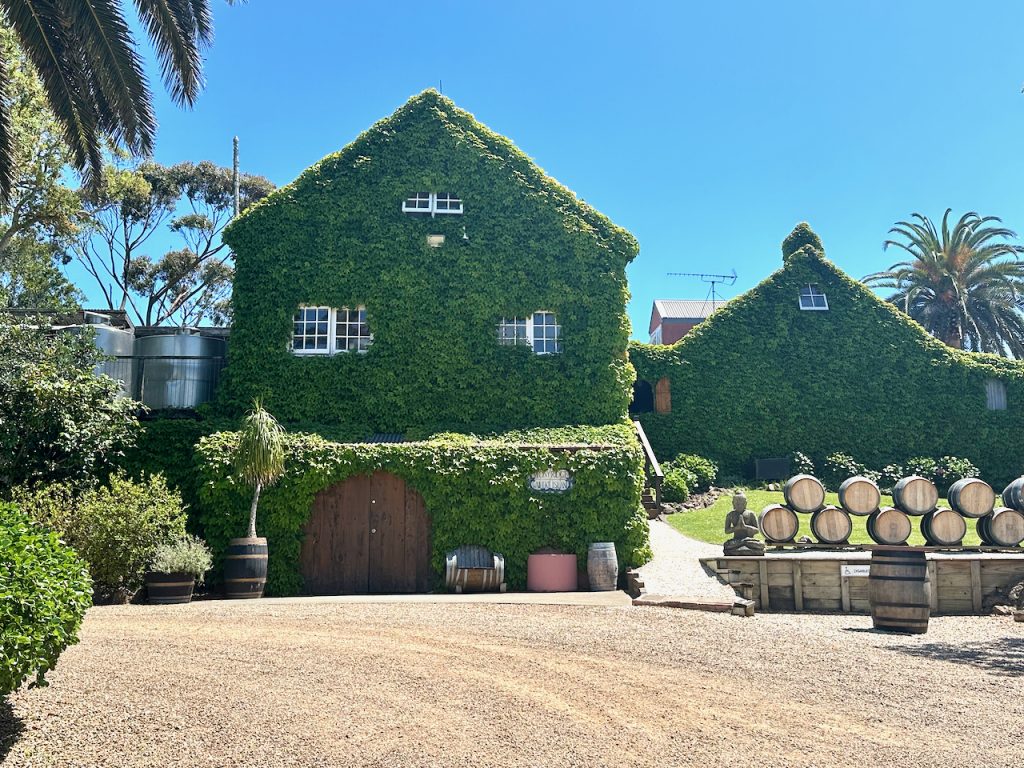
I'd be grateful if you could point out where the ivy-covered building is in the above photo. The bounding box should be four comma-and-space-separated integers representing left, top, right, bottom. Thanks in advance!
219, 90, 638, 437
630, 224, 1024, 484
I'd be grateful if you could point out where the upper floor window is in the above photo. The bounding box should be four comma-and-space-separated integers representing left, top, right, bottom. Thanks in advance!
497, 312, 561, 355
799, 284, 828, 311
402, 192, 463, 217
650, 325, 663, 344
985, 379, 1007, 410
292, 306, 372, 355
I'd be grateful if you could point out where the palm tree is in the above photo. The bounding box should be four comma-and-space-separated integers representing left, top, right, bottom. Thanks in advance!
865, 209, 1024, 357
0, 0, 234, 202
233, 400, 285, 540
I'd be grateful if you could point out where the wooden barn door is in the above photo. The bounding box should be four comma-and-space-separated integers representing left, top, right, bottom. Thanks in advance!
300, 472, 431, 594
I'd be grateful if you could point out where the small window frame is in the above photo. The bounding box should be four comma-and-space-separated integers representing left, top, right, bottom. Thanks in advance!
291, 305, 372, 356
497, 311, 562, 355
401, 192, 463, 217
798, 284, 829, 311
985, 379, 1007, 411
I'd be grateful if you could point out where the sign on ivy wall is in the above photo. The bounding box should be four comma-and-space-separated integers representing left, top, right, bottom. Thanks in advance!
528, 469, 574, 493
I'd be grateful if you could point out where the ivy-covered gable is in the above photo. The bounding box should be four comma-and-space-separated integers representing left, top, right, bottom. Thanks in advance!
631, 224, 1024, 483
219, 91, 639, 435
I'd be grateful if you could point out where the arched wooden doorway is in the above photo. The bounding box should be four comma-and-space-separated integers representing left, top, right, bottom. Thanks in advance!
300, 472, 432, 594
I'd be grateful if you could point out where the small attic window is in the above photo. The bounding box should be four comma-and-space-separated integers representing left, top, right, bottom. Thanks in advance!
402, 192, 463, 217
985, 379, 1007, 411
799, 284, 828, 311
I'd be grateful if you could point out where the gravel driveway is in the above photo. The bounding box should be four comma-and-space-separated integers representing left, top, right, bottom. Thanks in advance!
3, 600, 1022, 767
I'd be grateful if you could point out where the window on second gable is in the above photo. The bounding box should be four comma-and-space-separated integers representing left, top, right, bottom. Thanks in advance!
402, 192, 463, 217
799, 284, 828, 311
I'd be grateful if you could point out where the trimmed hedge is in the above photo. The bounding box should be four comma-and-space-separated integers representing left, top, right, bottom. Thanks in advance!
631, 224, 1024, 487
217, 90, 638, 434
1, 503, 92, 695
195, 423, 651, 594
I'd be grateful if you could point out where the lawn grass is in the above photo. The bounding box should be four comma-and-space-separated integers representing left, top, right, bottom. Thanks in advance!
666, 489, 983, 547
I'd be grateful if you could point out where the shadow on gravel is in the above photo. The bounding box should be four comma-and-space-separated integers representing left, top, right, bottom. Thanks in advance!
0, 698, 24, 761
887, 637, 1024, 677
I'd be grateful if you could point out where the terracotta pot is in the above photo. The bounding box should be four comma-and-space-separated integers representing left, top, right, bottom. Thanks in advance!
526, 553, 578, 592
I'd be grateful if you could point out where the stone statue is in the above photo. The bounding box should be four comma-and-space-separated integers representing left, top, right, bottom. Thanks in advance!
723, 492, 765, 556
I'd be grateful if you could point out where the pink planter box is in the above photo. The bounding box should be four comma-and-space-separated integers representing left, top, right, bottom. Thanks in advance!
526, 553, 578, 592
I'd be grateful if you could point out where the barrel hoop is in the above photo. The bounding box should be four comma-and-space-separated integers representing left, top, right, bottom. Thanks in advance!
224, 553, 268, 559
224, 576, 267, 583
148, 581, 195, 588
872, 602, 931, 608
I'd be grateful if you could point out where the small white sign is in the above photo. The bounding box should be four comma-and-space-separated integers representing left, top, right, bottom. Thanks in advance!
528, 469, 574, 493
841, 565, 870, 577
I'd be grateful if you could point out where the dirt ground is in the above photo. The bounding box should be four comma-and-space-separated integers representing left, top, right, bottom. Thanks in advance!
2, 600, 1023, 767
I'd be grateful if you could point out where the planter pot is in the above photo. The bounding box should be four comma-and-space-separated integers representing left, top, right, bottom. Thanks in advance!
1014, 610, 1024, 623
526, 553, 578, 592
223, 537, 268, 599
145, 571, 195, 605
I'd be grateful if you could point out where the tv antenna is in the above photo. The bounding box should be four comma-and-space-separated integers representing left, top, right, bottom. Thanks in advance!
667, 269, 737, 314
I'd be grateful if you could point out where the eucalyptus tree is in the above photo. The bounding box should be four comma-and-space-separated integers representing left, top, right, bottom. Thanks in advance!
0, 0, 239, 203
864, 209, 1024, 357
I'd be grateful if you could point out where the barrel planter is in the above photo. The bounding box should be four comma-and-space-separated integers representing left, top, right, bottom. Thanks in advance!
223, 537, 268, 599
866, 507, 912, 546
892, 476, 938, 516
145, 571, 195, 605
977, 508, 1024, 548
869, 548, 930, 634
920, 508, 966, 547
810, 505, 853, 544
1000, 478, 1024, 511
838, 476, 881, 516
783, 474, 825, 513
527, 553, 578, 592
759, 504, 799, 543
587, 542, 618, 592
948, 478, 994, 519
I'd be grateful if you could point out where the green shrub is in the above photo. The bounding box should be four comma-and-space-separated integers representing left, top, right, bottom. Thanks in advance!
789, 451, 815, 476
18, 473, 188, 600
150, 535, 212, 582
196, 423, 651, 594
821, 452, 874, 491
901, 455, 980, 496
662, 469, 691, 503
664, 454, 718, 493
0, 502, 92, 695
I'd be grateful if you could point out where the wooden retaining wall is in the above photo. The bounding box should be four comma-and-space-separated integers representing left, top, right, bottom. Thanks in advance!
702, 553, 1024, 614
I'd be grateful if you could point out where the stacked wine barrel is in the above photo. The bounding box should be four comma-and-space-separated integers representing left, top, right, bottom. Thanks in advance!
757, 472, 1024, 549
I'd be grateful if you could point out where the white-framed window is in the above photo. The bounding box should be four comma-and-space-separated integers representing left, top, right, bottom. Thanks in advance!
497, 312, 562, 355
401, 192, 463, 217
986, 379, 1007, 410
292, 306, 372, 355
650, 325, 663, 344
799, 284, 828, 310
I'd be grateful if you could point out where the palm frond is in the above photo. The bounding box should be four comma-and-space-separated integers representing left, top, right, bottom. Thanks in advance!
133, 0, 211, 106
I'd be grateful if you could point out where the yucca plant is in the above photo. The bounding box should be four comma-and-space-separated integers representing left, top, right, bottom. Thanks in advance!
232, 399, 285, 539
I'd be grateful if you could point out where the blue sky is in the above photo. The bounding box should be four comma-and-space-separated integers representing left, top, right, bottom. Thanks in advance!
73, 1, 1024, 338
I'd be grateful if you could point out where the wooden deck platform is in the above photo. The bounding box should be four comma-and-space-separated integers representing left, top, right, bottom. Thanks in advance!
701, 549, 1024, 615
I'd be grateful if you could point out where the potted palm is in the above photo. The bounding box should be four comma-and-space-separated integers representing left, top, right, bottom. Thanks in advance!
224, 400, 286, 599
146, 536, 213, 604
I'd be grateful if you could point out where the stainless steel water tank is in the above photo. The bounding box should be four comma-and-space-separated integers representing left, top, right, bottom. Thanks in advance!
134, 332, 226, 409
93, 325, 136, 398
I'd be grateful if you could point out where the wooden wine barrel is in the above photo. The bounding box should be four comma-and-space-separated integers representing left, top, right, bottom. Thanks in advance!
977, 508, 1024, 547
758, 504, 799, 543
866, 507, 912, 546
920, 508, 966, 547
892, 476, 938, 516
783, 474, 825, 513
1000, 478, 1024, 511
145, 572, 195, 605
947, 478, 994, 519
223, 537, 268, 599
838, 476, 881, 516
810, 505, 852, 544
869, 549, 930, 634
587, 542, 619, 591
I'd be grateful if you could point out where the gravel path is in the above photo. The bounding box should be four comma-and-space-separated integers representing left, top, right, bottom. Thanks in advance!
635, 519, 736, 600
4, 601, 1022, 767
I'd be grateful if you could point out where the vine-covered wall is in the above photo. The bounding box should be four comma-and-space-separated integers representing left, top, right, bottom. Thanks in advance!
195, 423, 651, 595
630, 224, 1024, 485
218, 90, 638, 435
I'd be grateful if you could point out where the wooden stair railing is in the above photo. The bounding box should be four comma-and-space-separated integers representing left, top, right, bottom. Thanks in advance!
633, 420, 663, 514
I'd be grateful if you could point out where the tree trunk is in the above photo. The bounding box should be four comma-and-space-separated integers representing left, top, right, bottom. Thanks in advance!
247, 481, 262, 539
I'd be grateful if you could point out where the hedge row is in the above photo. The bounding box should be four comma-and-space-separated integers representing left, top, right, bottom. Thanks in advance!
195, 422, 651, 594
1, 503, 92, 696
630, 225, 1024, 486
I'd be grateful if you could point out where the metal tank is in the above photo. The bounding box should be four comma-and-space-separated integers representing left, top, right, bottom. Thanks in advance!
134, 331, 226, 409
68, 315, 136, 398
